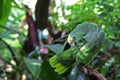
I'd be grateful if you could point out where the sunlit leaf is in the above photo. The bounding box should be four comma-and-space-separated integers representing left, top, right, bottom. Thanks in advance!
1, 49, 12, 62
0, 0, 12, 25
2, 38, 21, 48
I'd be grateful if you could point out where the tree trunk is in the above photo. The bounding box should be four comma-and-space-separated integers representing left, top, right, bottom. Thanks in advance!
35, 0, 50, 30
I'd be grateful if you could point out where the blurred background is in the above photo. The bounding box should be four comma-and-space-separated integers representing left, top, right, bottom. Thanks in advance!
0, 0, 120, 80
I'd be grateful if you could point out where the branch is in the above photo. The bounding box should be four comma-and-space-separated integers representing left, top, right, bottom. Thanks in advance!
84, 64, 106, 80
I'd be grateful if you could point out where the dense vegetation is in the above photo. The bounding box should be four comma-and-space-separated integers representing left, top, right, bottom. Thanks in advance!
0, 0, 120, 80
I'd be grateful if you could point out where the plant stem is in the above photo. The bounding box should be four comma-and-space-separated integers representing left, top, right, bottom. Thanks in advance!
0, 38, 19, 65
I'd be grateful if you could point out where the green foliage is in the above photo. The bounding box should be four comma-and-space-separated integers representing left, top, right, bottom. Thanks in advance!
65, 1, 99, 31
0, 0, 120, 80
50, 0, 101, 31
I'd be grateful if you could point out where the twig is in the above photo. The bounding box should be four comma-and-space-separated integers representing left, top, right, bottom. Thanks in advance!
84, 65, 106, 80
0, 38, 19, 65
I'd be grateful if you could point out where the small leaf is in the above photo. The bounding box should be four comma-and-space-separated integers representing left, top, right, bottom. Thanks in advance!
99, 12, 108, 18
115, 41, 120, 47
45, 44, 63, 54
104, 4, 114, 12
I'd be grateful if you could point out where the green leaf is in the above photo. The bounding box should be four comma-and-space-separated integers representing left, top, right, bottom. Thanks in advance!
45, 44, 63, 54
115, 41, 120, 47
1, 49, 12, 62
0, 0, 4, 19
116, 73, 120, 79
99, 12, 108, 18
0, 0, 12, 25
101, 66, 108, 76
104, 4, 114, 12
2, 38, 22, 48
0, 0, 4, 33
0, 0, 12, 32
24, 57, 41, 77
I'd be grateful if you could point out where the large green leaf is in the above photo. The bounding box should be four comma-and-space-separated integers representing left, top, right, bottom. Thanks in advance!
0, 0, 12, 25
0, 0, 12, 32
24, 57, 41, 77
0, 0, 4, 19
